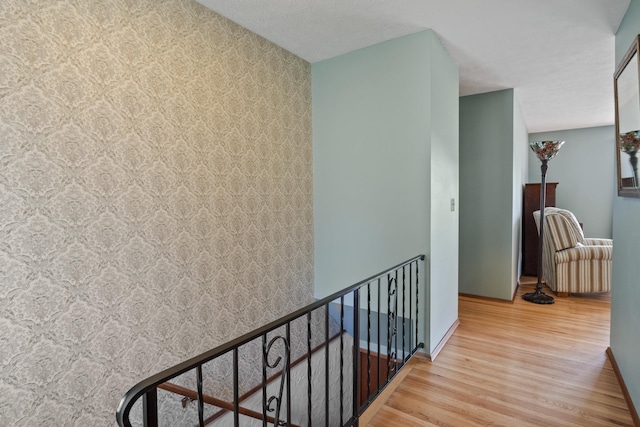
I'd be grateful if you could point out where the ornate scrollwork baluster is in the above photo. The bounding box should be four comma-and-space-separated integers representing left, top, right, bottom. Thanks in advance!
387, 274, 398, 376
264, 335, 289, 426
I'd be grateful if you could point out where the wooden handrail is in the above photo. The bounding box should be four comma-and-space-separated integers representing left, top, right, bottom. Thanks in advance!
158, 382, 300, 427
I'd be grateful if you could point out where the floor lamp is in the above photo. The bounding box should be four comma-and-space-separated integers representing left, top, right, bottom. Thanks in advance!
523, 140, 564, 305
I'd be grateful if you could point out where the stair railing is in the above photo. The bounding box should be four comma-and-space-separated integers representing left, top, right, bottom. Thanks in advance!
116, 254, 425, 427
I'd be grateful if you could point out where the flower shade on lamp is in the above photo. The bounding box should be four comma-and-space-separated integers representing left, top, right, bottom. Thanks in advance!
523, 140, 565, 305
530, 140, 564, 161
619, 130, 640, 153
620, 131, 640, 186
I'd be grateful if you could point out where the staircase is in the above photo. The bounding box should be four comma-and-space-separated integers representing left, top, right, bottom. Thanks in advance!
116, 255, 425, 427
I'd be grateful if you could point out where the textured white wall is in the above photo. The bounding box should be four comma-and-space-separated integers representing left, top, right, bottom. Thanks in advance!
0, 1, 313, 425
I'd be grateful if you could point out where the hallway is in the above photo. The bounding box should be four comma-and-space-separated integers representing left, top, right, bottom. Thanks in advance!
363, 278, 635, 426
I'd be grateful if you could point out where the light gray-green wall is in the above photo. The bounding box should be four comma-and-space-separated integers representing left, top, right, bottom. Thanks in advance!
528, 126, 615, 238
427, 34, 460, 352
612, 0, 640, 413
459, 89, 528, 300
312, 30, 459, 354
513, 98, 529, 285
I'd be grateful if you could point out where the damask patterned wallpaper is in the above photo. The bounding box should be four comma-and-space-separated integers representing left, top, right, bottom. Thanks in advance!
0, 0, 313, 425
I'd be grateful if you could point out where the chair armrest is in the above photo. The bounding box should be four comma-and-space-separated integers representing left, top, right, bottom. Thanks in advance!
584, 238, 612, 246
556, 245, 612, 263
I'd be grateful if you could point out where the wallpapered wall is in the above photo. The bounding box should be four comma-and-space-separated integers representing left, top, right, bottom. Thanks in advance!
0, 0, 313, 425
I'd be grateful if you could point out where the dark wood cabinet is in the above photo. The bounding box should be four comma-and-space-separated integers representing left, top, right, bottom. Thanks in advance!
522, 183, 558, 276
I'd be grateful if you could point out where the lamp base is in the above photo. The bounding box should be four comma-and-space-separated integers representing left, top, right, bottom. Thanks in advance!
522, 290, 555, 304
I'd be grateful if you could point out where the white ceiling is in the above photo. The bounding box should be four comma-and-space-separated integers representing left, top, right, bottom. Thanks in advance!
197, 0, 630, 133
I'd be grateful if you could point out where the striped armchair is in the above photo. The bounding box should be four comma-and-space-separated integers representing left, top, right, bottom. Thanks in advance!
533, 208, 612, 295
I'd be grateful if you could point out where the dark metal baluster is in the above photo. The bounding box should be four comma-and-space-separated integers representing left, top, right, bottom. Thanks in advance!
233, 349, 239, 427
377, 278, 381, 394
386, 274, 392, 381
262, 335, 268, 427
367, 282, 371, 403
197, 366, 204, 427
307, 312, 312, 427
352, 288, 360, 423
394, 269, 399, 373
340, 295, 344, 426
265, 335, 288, 426
402, 265, 406, 363
409, 261, 413, 354
143, 388, 158, 427
286, 323, 291, 427
325, 304, 330, 427
416, 260, 420, 350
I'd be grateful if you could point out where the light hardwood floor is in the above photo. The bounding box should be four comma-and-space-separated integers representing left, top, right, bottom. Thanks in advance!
364, 278, 635, 426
